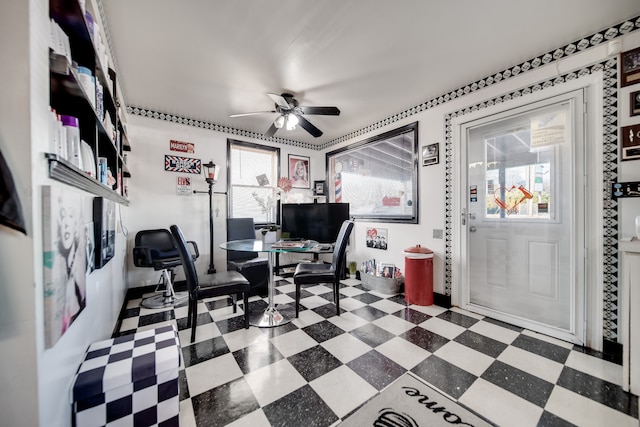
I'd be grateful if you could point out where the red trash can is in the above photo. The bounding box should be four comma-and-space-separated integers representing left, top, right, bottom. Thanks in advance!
403, 245, 434, 306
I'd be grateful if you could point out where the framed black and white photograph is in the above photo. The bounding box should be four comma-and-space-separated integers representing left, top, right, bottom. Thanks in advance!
621, 47, 640, 87
422, 143, 439, 166
42, 186, 87, 348
366, 227, 388, 250
314, 180, 326, 196
93, 197, 116, 269
631, 90, 640, 117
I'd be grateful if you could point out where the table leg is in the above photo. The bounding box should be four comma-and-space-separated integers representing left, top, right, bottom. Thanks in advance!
248, 251, 295, 327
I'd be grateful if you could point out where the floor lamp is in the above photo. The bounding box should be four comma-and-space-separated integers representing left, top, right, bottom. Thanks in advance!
194, 161, 221, 274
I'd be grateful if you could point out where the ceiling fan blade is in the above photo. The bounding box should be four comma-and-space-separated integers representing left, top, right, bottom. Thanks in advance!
296, 115, 323, 138
230, 110, 276, 118
264, 122, 279, 138
299, 106, 340, 116
267, 93, 291, 109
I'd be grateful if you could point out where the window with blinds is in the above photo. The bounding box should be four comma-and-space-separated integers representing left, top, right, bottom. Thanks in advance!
227, 140, 280, 225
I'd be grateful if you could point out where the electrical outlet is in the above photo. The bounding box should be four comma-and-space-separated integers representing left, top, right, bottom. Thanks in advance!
433, 229, 443, 239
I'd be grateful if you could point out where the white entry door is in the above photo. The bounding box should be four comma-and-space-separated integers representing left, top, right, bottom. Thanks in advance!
461, 90, 585, 343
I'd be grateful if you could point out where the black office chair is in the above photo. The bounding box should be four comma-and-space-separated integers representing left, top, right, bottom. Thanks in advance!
227, 218, 269, 296
132, 229, 196, 308
170, 224, 251, 343
293, 220, 354, 317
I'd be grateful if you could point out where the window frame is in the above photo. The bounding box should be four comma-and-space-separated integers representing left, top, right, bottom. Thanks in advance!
226, 139, 281, 226
325, 122, 419, 223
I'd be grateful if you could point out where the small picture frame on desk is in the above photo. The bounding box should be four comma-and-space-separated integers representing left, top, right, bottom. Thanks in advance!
314, 180, 326, 196
379, 263, 395, 278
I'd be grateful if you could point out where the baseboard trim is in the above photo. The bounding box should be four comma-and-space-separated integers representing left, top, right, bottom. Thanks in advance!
111, 285, 158, 338
434, 292, 451, 308
602, 339, 623, 365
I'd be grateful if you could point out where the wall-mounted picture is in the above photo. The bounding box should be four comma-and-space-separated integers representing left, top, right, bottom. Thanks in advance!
314, 180, 326, 196
326, 123, 418, 223
366, 227, 388, 250
289, 154, 310, 188
176, 176, 192, 195
42, 186, 87, 349
621, 47, 640, 87
422, 143, 439, 166
164, 155, 202, 174
631, 90, 640, 117
93, 197, 116, 269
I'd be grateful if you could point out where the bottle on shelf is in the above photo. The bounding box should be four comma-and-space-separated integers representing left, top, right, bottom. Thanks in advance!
61, 115, 82, 169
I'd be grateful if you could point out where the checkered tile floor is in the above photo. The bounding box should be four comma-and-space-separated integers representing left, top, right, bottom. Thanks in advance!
117, 276, 639, 426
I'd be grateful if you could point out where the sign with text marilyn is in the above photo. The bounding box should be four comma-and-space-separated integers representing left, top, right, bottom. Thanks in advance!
169, 139, 195, 153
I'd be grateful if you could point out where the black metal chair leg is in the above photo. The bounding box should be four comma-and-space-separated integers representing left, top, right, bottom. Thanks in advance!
243, 292, 249, 328
190, 299, 198, 343
334, 280, 340, 315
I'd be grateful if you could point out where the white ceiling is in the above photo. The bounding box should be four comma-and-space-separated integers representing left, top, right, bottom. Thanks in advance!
100, 0, 640, 146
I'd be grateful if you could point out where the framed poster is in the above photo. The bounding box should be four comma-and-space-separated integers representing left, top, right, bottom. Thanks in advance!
422, 143, 439, 166
289, 154, 310, 188
621, 47, 640, 87
93, 197, 116, 269
42, 186, 87, 348
176, 176, 192, 195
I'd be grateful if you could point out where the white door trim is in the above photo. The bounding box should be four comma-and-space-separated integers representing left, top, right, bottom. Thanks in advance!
450, 72, 603, 348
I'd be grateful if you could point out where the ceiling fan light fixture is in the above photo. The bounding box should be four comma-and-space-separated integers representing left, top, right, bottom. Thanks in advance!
286, 113, 299, 130
274, 115, 285, 128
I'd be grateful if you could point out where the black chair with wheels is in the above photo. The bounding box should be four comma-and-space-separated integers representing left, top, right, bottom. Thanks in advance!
226, 217, 269, 296
293, 220, 354, 317
132, 228, 197, 309
170, 224, 251, 343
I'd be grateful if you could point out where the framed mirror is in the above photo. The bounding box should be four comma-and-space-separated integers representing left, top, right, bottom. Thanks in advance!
326, 122, 418, 223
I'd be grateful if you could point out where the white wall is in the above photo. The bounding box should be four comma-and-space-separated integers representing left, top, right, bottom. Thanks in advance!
0, 2, 39, 426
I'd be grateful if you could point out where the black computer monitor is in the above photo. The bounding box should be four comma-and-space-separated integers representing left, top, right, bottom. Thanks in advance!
281, 203, 350, 244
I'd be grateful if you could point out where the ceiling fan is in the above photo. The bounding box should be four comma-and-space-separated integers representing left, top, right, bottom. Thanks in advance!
230, 93, 340, 138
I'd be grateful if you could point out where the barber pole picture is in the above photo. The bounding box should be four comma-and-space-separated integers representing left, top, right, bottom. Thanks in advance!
165, 155, 202, 174
335, 173, 342, 202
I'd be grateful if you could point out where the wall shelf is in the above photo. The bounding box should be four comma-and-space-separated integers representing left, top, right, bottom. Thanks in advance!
45, 153, 129, 205
49, 0, 131, 204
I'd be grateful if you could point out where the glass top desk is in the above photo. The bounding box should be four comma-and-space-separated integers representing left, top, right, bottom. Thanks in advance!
219, 239, 319, 327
